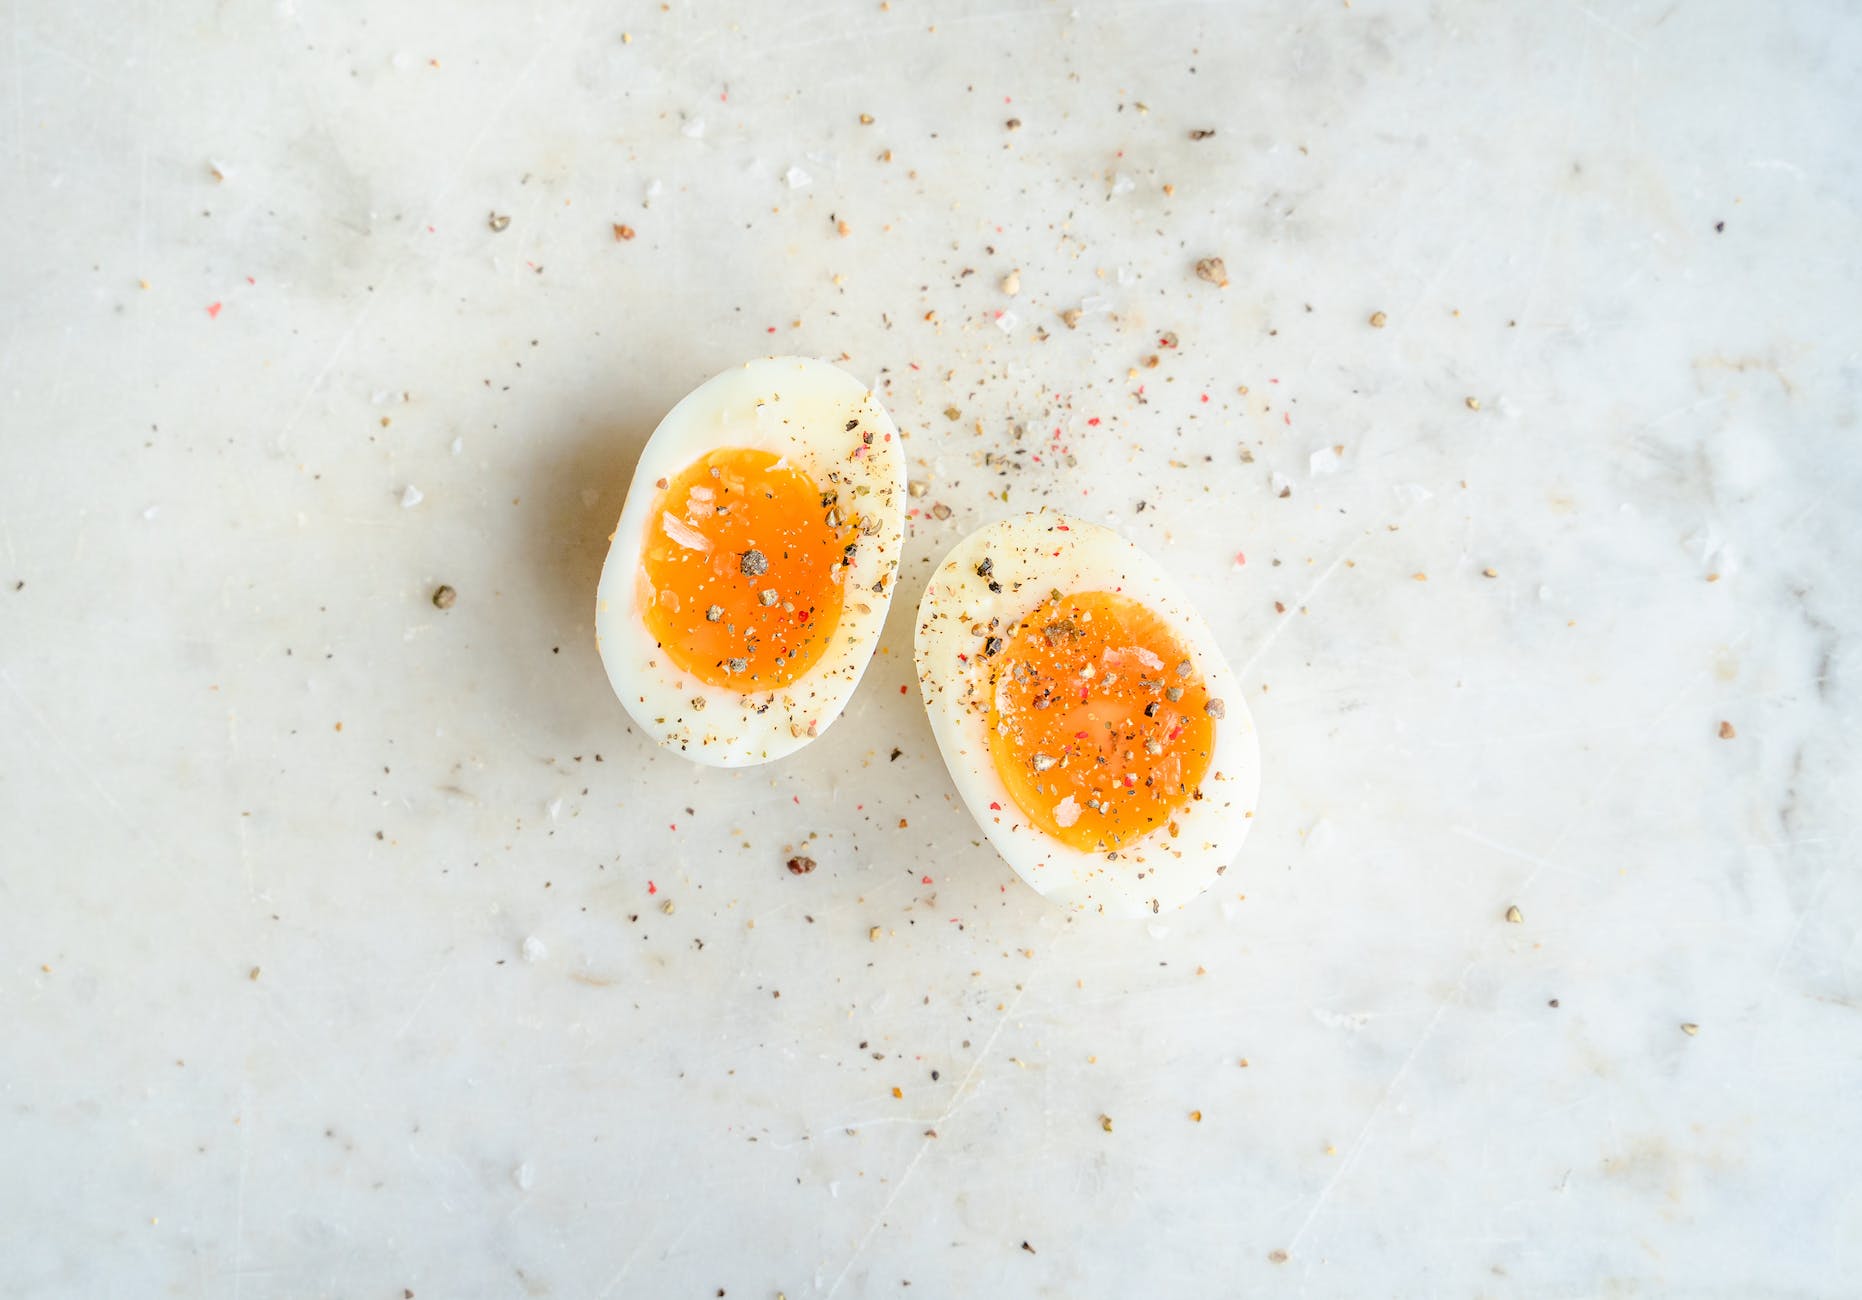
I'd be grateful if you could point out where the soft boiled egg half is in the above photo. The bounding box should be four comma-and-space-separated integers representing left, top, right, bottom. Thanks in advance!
596, 357, 906, 766
916, 513, 1260, 916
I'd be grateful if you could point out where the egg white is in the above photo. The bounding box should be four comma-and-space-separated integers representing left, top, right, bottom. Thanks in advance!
915, 512, 1260, 917
596, 357, 906, 766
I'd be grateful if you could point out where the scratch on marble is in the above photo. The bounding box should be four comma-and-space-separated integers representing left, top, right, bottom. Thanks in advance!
1288, 966, 1468, 1277
1451, 825, 1590, 881
1289, 655, 1739, 1267
600, 1213, 700, 1298
1766, 864, 1836, 984
21, 30, 117, 86
231, 1102, 252, 1300
393, 965, 450, 1040
1564, 0, 1648, 52
1235, 544, 1355, 682
0, 666, 135, 830
823, 934, 1068, 1298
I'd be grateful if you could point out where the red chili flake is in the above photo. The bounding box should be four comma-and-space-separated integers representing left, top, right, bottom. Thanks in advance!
957, 653, 968, 662
1169, 727, 1182, 739
205, 302, 222, 319
922, 874, 934, 884
1087, 417, 1100, 426
988, 802, 1001, 811
648, 881, 658, 894
1236, 551, 1246, 565
1201, 393, 1210, 403
900, 685, 908, 694
245, 276, 255, 285
1056, 524, 1070, 531
909, 362, 920, 370
426, 225, 435, 233
1283, 412, 1292, 425
796, 609, 810, 623
767, 326, 777, 334
669, 823, 677, 831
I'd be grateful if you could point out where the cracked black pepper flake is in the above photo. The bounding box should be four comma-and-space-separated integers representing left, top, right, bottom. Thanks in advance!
705, 605, 723, 622
725, 657, 748, 674
1204, 698, 1225, 719
787, 855, 816, 875
487, 213, 510, 233
1195, 256, 1228, 286
739, 549, 768, 576
984, 636, 1003, 656
431, 584, 456, 609
1188, 128, 1216, 140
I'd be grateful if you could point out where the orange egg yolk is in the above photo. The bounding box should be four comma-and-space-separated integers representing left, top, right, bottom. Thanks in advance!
985, 590, 1216, 852
639, 447, 856, 690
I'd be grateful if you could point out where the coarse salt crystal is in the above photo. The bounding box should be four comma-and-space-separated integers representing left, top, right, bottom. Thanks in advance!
520, 935, 548, 963
401, 485, 424, 508
995, 309, 1019, 334
681, 117, 706, 139
1052, 795, 1081, 828
784, 165, 812, 189
661, 512, 712, 551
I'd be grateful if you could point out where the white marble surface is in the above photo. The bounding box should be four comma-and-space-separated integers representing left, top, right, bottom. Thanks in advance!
3, 1, 1860, 1295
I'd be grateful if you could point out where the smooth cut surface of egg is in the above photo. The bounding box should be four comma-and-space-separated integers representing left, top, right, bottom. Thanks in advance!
597, 357, 906, 766
916, 513, 1260, 916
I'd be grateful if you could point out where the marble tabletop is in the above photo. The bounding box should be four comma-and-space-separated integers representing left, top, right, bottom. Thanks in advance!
4, 0, 1859, 1296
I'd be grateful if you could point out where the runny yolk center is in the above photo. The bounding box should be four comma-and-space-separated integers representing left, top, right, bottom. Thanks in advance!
985, 590, 1216, 852
639, 447, 856, 690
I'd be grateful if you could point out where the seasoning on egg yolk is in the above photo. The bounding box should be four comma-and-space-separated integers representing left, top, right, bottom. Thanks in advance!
985, 590, 1215, 852
640, 447, 856, 689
